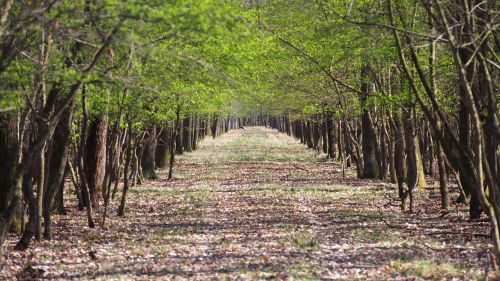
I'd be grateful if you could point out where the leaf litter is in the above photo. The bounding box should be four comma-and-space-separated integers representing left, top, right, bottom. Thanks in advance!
2, 127, 491, 280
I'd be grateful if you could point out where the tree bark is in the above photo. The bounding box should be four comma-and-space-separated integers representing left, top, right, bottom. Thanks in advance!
326, 113, 336, 159
183, 116, 192, 152
169, 107, 181, 180
141, 125, 157, 179
0, 114, 22, 264
84, 116, 108, 210
360, 65, 380, 178
118, 120, 133, 217
176, 119, 184, 153
404, 105, 418, 213
42, 102, 74, 239
211, 116, 218, 139
380, 118, 388, 180
392, 109, 406, 199
14, 168, 37, 250
155, 127, 170, 169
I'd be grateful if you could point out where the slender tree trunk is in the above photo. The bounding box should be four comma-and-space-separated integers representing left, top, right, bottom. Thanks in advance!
211, 116, 218, 139
380, 118, 388, 180
118, 120, 133, 217
338, 120, 345, 177
14, 168, 37, 250
360, 66, 380, 179
224, 116, 229, 133
404, 105, 418, 213
393, 110, 406, 199
35, 148, 44, 241
77, 86, 94, 228
42, 102, 74, 239
346, 121, 363, 178
326, 113, 336, 159
135, 139, 145, 185
141, 125, 157, 179
305, 121, 313, 148
176, 119, 184, 154
55, 174, 66, 215
68, 160, 83, 210
313, 121, 321, 151
387, 116, 397, 183
300, 121, 305, 144
415, 137, 427, 189
342, 120, 352, 167
183, 116, 192, 152
169, 107, 181, 180
193, 116, 199, 150
321, 119, 328, 154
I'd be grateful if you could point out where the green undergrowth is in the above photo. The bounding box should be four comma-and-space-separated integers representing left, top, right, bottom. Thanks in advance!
389, 259, 483, 280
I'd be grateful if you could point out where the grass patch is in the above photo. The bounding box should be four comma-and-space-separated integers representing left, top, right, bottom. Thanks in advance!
81, 232, 106, 243
390, 259, 482, 280
350, 190, 385, 200
50, 244, 68, 250
290, 231, 320, 250
330, 208, 390, 219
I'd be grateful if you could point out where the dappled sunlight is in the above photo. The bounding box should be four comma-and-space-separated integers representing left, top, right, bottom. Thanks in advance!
3, 127, 489, 280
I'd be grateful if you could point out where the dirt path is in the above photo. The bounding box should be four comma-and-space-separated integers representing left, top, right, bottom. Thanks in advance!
3, 127, 491, 280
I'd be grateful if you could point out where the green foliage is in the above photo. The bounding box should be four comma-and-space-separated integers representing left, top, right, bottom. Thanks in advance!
0, 0, 460, 126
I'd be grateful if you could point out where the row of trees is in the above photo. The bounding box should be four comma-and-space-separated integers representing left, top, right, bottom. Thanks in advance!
0, 0, 262, 266
0, 0, 497, 272
241, 0, 498, 268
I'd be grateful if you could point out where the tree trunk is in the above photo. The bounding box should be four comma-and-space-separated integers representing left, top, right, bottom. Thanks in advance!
35, 147, 44, 241
141, 125, 157, 179
183, 116, 192, 152
415, 138, 427, 189
313, 121, 321, 151
387, 117, 397, 183
342, 120, 353, 167
77, 86, 94, 228
84, 116, 108, 210
135, 138, 145, 185
211, 116, 218, 139
305, 121, 314, 149
321, 119, 328, 153
404, 106, 418, 213
118, 121, 133, 217
14, 168, 37, 250
193, 116, 199, 150
380, 119, 388, 180
169, 108, 181, 180
54, 176, 66, 215
360, 66, 380, 178
42, 103, 73, 239
176, 119, 184, 154
393, 110, 406, 199
300, 121, 305, 144
0, 114, 22, 264
326, 113, 336, 159
155, 127, 170, 169
457, 102, 481, 218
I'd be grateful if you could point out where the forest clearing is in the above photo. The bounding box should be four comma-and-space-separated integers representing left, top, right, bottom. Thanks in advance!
1, 127, 492, 280
0, 0, 498, 280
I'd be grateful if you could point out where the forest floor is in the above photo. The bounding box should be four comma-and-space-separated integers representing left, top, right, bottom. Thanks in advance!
2, 127, 492, 280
